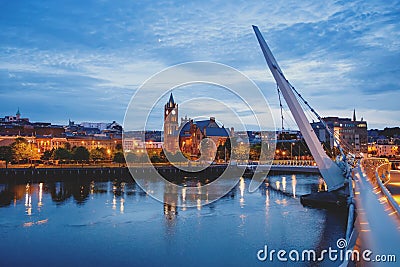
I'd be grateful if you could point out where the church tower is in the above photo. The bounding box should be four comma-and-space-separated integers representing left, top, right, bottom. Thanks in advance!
16, 107, 21, 120
164, 93, 179, 153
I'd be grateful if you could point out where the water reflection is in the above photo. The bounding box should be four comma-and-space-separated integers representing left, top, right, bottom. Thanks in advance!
291, 174, 297, 198
0, 174, 325, 211
110, 181, 127, 214
0, 173, 326, 234
38, 182, 43, 208
268, 173, 323, 198
0, 174, 346, 267
239, 177, 245, 207
25, 184, 32, 216
164, 182, 178, 220
282, 176, 287, 192
0, 180, 139, 216
275, 180, 280, 191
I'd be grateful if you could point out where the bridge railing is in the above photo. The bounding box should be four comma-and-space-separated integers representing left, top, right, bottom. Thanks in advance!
375, 162, 400, 216
272, 160, 316, 167
341, 161, 356, 267
361, 158, 400, 217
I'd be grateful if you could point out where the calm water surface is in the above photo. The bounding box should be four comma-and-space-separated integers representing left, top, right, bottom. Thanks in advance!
0, 174, 346, 266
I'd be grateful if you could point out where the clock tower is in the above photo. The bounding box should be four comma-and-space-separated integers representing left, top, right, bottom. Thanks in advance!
164, 93, 179, 153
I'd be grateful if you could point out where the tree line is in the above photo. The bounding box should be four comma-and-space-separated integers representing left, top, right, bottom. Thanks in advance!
0, 137, 125, 168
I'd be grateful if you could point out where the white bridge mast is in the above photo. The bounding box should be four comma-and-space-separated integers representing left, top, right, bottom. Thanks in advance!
253, 25, 345, 191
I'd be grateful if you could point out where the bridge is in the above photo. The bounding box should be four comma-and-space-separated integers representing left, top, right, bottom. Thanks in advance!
239, 160, 319, 174
253, 26, 400, 266
348, 158, 400, 265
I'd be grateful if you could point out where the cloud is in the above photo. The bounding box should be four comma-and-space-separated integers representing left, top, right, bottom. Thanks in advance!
0, 0, 399, 128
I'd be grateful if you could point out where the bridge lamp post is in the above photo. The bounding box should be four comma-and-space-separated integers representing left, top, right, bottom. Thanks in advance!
291, 143, 295, 160
298, 144, 301, 160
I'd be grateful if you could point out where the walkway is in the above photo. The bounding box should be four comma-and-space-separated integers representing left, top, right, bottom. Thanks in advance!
352, 159, 400, 265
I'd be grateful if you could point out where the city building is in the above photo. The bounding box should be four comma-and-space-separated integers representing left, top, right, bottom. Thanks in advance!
123, 131, 163, 154
368, 143, 399, 158
163, 93, 179, 153
311, 110, 368, 154
66, 136, 121, 153
0, 111, 123, 157
163, 93, 232, 159
179, 117, 231, 159
0, 108, 29, 123
0, 109, 64, 137
123, 137, 145, 152
24, 136, 121, 154
65, 120, 122, 138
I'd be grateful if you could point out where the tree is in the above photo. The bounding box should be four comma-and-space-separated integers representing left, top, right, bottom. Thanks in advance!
11, 138, 39, 163
150, 155, 162, 163
231, 138, 250, 162
249, 144, 261, 161
125, 152, 138, 164
225, 138, 232, 160
64, 142, 71, 151
72, 146, 90, 162
90, 147, 107, 161
113, 152, 125, 164
216, 144, 224, 161
115, 143, 123, 151
41, 149, 54, 161
52, 148, 72, 160
0, 146, 12, 168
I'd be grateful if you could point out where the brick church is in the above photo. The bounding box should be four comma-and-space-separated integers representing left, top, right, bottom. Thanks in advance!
163, 93, 233, 160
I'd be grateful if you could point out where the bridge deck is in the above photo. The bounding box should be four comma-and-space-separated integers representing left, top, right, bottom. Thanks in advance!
353, 163, 400, 264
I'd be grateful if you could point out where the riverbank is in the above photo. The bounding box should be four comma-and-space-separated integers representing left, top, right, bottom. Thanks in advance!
0, 165, 231, 184
0, 163, 320, 184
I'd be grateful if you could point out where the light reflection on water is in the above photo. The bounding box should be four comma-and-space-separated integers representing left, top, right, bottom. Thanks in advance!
0, 174, 346, 267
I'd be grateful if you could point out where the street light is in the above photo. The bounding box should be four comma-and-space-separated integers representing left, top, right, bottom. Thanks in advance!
291, 143, 295, 160
298, 144, 301, 160
107, 149, 111, 160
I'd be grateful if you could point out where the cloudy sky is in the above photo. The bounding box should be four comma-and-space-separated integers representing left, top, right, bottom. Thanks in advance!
0, 0, 399, 129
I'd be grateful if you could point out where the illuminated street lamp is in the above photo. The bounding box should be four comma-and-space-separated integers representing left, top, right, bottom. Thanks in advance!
107, 149, 111, 160
291, 143, 295, 160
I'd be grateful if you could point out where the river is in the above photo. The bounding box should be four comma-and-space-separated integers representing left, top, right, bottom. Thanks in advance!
0, 173, 346, 266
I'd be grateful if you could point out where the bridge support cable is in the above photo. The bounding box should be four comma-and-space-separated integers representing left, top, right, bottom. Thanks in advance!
274, 68, 347, 160
291, 88, 355, 156
276, 83, 285, 132
271, 62, 351, 159
253, 25, 345, 191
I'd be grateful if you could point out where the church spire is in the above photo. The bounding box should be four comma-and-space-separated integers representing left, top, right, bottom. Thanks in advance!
168, 93, 175, 108
353, 109, 356, 121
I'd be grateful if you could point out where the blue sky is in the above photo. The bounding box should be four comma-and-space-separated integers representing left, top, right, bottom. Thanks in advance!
0, 0, 399, 129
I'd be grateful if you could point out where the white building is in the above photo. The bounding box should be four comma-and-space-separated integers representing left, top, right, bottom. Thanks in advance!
370, 144, 399, 157
80, 122, 110, 131
123, 138, 145, 152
